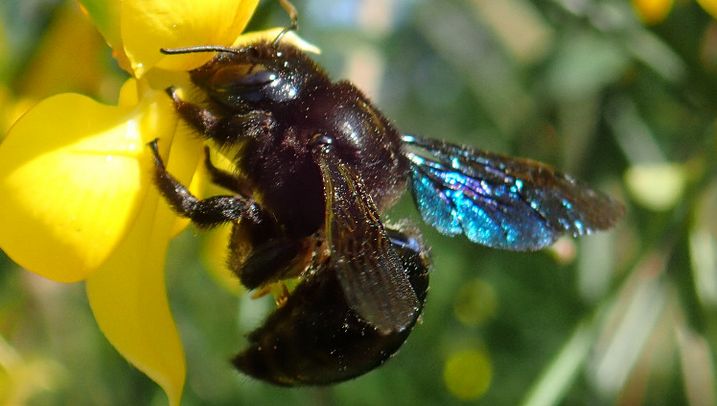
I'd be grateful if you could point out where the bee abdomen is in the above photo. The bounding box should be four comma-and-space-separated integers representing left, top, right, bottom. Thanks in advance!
232, 228, 430, 386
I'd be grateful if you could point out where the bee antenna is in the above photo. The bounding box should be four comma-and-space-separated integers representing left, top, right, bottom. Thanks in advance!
160, 46, 244, 55
272, 0, 299, 48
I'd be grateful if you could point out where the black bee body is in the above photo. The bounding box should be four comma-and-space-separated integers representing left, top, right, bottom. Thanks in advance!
234, 228, 430, 386
187, 43, 408, 238
150, 37, 622, 386
151, 40, 425, 384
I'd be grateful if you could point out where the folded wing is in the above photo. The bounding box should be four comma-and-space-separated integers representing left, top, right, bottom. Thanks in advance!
314, 145, 420, 333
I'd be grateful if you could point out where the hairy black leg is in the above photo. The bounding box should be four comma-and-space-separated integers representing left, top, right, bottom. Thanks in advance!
237, 237, 313, 289
166, 86, 277, 146
166, 87, 221, 136
202, 146, 254, 196
148, 139, 262, 228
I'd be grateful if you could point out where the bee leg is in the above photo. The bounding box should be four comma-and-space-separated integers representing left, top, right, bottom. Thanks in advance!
274, 283, 291, 307
148, 139, 263, 227
224, 216, 316, 289
166, 87, 277, 146
202, 146, 254, 197
166, 86, 221, 136
234, 236, 316, 289
249, 282, 291, 305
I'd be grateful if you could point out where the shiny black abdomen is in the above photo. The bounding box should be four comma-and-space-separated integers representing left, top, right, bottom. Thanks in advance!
232, 227, 430, 385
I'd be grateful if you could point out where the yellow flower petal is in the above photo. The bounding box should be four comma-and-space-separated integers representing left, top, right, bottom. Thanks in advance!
202, 224, 243, 294
699, 0, 717, 20
86, 127, 201, 406
78, 0, 133, 73
121, 0, 259, 77
78, 0, 122, 56
632, 0, 674, 24
187, 147, 241, 293
117, 77, 140, 107
0, 83, 175, 282
0, 86, 34, 136
232, 28, 321, 54
168, 126, 204, 237
19, 2, 107, 99
86, 201, 184, 405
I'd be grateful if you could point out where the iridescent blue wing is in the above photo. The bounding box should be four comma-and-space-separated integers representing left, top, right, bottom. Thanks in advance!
314, 145, 419, 334
402, 134, 623, 251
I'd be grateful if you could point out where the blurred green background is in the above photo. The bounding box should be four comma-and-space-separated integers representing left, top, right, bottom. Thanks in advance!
1, 0, 716, 404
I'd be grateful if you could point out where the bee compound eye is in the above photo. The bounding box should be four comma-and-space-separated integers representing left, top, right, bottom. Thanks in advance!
238, 70, 278, 88
210, 65, 277, 92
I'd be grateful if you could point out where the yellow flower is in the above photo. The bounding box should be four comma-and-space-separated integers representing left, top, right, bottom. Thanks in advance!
698, 0, 717, 19
633, 0, 717, 24
632, 0, 674, 24
0, 0, 315, 404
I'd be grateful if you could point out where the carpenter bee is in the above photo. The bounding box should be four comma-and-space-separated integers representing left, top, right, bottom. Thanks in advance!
149, 22, 623, 386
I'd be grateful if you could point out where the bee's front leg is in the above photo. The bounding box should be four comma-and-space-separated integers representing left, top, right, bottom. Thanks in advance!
148, 139, 264, 228
165, 86, 221, 136
166, 86, 277, 146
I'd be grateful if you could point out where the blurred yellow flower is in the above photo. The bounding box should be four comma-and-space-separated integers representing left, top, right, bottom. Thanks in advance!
0, 334, 63, 404
633, 0, 717, 24
0, 1, 265, 404
632, 0, 674, 24
624, 163, 686, 211
453, 278, 498, 327
698, 0, 717, 20
443, 348, 493, 401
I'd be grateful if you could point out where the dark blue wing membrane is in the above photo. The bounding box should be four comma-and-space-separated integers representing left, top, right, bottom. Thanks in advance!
402, 134, 623, 251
